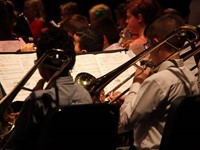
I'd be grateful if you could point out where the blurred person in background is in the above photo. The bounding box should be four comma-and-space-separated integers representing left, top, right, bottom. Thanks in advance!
23, 0, 47, 42
58, 1, 80, 26
122, 0, 162, 55
88, 3, 113, 24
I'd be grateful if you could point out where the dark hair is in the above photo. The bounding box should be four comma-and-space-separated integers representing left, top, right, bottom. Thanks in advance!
114, 3, 127, 19
144, 13, 185, 50
60, 14, 89, 35
36, 26, 75, 72
90, 18, 120, 45
75, 27, 104, 52
60, 1, 80, 21
0, 0, 17, 39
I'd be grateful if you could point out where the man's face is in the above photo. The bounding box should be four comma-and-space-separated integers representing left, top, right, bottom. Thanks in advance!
73, 34, 82, 54
144, 38, 160, 66
126, 10, 140, 35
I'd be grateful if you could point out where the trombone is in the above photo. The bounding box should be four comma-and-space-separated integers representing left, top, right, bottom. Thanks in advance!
75, 25, 200, 103
0, 48, 71, 139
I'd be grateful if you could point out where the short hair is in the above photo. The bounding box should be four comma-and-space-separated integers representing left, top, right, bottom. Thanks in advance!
144, 13, 186, 49
60, 14, 89, 35
127, 0, 162, 25
89, 3, 113, 23
75, 27, 104, 52
60, 2, 80, 21
90, 18, 120, 45
114, 3, 127, 20
36, 26, 75, 72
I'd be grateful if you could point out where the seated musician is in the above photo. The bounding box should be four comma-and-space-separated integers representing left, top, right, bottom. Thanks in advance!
110, 13, 199, 150
73, 27, 104, 53
0, 0, 29, 52
2, 26, 93, 149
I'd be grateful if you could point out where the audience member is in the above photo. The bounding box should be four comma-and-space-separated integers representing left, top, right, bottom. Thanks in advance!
88, 3, 113, 24
114, 13, 199, 150
73, 27, 104, 53
3, 26, 93, 149
122, 0, 162, 55
90, 18, 122, 51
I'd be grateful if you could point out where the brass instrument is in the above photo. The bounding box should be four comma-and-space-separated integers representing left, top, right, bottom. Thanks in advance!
0, 48, 71, 139
75, 25, 200, 103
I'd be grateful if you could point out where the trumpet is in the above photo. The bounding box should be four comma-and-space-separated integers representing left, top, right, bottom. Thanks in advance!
0, 49, 71, 139
75, 25, 200, 103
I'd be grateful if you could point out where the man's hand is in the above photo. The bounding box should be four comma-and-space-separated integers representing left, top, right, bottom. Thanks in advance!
32, 79, 46, 91
20, 43, 36, 52
133, 67, 152, 84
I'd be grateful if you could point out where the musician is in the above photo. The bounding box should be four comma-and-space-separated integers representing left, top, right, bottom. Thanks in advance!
0, 0, 28, 52
112, 13, 199, 150
89, 18, 122, 51
2, 26, 93, 149
23, 0, 47, 42
73, 27, 104, 53
121, 0, 162, 55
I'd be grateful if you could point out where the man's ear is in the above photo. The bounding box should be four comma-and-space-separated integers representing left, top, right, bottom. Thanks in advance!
136, 14, 143, 23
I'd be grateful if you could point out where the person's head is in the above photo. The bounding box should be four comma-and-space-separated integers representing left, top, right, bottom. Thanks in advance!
89, 3, 113, 23
73, 27, 104, 53
0, 0, 17, 40
144, 13, 185, 65
114, 2, 127, 30
60, 14, 89, 36
23, 0, 46, 22
36, 26, 75, 81
59, 2, 80, 23
126, 0, 162, 35
90, 18, 120, 49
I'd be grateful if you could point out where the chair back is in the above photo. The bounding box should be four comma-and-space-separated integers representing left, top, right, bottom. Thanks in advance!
159, 94, 200, 150
35, 103, 120, 150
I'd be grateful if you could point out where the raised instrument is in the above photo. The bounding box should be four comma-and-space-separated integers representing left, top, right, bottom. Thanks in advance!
0, 48, 71, 139
75, 25, 200, 103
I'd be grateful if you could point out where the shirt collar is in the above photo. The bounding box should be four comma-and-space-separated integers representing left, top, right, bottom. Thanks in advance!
157, 59, 184, 72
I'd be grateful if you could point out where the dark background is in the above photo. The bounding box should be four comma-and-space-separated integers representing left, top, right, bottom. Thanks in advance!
12, 0, 191, 23
13, 0, 126, 23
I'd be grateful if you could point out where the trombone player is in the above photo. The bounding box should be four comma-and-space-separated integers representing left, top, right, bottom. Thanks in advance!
111, 13, 199, 150
1, 26, 93, 149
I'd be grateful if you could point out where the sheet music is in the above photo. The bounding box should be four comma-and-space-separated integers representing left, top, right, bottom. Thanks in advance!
71, 54, 102, 78
0, 50, 137, 102
0, 53, 40, 101
95, 51, 136, 94
71, 50, 136, 94
0, 49, 197, 102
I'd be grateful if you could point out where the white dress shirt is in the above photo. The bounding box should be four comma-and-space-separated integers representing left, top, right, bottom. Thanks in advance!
119, 59, 199, 150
